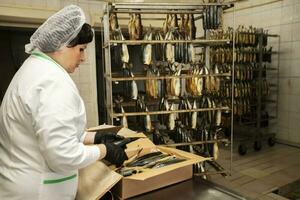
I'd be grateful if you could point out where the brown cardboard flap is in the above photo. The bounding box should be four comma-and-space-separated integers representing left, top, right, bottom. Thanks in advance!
118, 128, 146, 138
126, 138, 155, 150
76, 161, 122, 200
87, 125, 146, 138
86, 124, 115, 131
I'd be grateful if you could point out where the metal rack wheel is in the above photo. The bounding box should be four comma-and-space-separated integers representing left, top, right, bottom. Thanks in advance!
254, 140, 262, 151
238, 144, 247, 155
268, 137, 276, 147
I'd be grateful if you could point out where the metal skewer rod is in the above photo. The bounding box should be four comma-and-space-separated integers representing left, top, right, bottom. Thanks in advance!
106, 73, 231, 81
112, 107, 230, 117
158, 139, 229, 147
106, 39, 230, 45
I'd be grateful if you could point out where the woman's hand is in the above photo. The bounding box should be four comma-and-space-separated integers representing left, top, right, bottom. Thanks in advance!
94, 132, 124, 144
103, 143, 128, 167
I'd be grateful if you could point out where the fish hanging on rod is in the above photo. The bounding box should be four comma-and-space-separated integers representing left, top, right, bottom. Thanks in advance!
120, 105, 128, 128
163, 14, 172, 35
168, 103, 176, 131
145, 106, 153, 132
215, 106, 222, 127
153, 31, 164, 61
178, 97, 192, 127
109, 13, 119, 39
188, 14, 196, 40
115, 28, 130, 69
170, 14, 179, 29
128, 13, 143, 40
130, 71, 138, 100
202, 1, 223, 30
165, 30, 175, 63
167, 63, 182, 97
179, 14, 187, 35
191, 100, 198, 129
145, 66, 159, 99
136, 96, 153, 132
128, 13, 137, 40
213, 132, 219, 160
158, 97, 169, 125
143, 26, 153, 66
188, 37, 196, 63
135, 13, 143, 40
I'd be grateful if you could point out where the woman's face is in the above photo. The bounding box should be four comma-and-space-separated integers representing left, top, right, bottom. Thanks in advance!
62, 44, 87, 73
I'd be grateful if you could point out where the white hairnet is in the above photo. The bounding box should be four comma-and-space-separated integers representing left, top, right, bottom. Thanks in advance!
25, 5, 86, 54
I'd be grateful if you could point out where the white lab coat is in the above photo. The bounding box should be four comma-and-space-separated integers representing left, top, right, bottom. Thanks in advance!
0, 51, 100, 200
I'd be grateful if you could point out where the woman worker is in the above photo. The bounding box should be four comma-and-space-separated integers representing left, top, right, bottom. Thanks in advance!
0, 5, 127, 200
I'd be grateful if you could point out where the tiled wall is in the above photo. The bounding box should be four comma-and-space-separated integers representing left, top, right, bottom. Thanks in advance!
223, 0, 300, 145
0, 0, 105, 127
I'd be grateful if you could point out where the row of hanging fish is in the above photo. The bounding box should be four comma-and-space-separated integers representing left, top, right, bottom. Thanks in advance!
221, 81, 252, 98
202, 1, 223, 30
208, 26, 269, 47
177, 98, 196, 129
122, 69, 138, 100
210, 47, 259, 64
168, 124, 223, 161
166, 63, 182, 97
163, 13, 196, 40
221, 79, 269, 98
208, 27, 233, 40
109, 14, 131, 69
233, 98, 251, 116
109, 12, 196, 41
150, 63, 226, 98
186, 64, 221, 96
121, 63, 228, 101
142, 27, 165, 65
235, 25, 259, 46
109, 13, 197, 66
233, 82, 252, 98
234, 63, 254, 81
254, 79, 270, 96
194, 128, 225, 160
114, 95, 222, 133
158, 95, 222, 131
166, 124, 225, 174
235, 47, 258, 63
163, 15, 197, 64
141, 27, 196, 65
136, 96, 153, 132
113, 97, 129, 128
128, 13, 143, 40
145, 66, 162, 99
113, 95, 152, 132
212, 63, 232, 76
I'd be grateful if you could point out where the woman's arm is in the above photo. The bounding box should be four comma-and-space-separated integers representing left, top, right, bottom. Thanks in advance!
83, 131, 96, 145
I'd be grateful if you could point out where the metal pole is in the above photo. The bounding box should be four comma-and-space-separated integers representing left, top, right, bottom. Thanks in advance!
230, 3, 236, 176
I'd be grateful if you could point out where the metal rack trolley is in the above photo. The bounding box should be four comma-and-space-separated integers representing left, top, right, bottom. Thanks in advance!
233, 29, 280, 155
101, 1, 236, 175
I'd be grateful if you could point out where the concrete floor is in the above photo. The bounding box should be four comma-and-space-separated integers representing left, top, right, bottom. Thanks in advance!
208, 143, 300, 200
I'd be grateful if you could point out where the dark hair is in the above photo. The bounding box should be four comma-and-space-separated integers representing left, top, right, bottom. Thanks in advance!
68, 23, 94, 47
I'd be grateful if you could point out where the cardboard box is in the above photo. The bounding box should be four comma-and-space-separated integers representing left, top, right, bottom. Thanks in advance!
77, 125, 209, 200
76, 161, 121, 200
111, 135, 210, 199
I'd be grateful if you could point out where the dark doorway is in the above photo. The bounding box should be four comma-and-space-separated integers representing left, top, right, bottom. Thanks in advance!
95, 31, 106, 124
0, 27, 35, 102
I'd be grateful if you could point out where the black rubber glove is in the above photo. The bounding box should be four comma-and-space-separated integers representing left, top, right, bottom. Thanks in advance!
94, 132, 124, 144
104, 143, 128, 167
